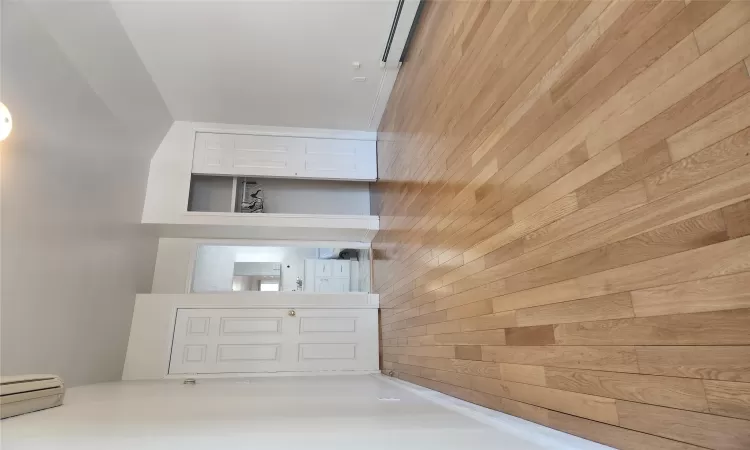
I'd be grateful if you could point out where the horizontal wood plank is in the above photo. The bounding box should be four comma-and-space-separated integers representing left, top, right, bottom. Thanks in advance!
482, 345, 639, 373
553, 308, 750, 345
617, 400, 750, 450
636, 345, 750, 381
545, 367, 708, 411
704, 380, 750, 420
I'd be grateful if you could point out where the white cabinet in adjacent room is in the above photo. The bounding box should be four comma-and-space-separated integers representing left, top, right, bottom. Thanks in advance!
333, 260, 350, 278
315, 260, 333, 277
168, 308, 378, 375
305, 259, 353, 293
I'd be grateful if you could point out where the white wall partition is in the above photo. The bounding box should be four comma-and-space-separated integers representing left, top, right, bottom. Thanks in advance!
1, 2, 171, 387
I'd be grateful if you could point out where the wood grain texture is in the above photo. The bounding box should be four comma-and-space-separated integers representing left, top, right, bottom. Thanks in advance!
375, 1, 750, 447
545, 367, 709, 411
617, 400, 750, 450
433, 330, 506, 346
631, 271, 750, 316
454, 345, 483, 361
636, 346, 750, 381
548, 411, 707, 450
482, 345, 639, 373
505, 325, 556, 346
515, 293, 635, 326
721, 198, 750, 238
471, 375, 620, 424
553, 308, 750, 345
704, 380, 750, 420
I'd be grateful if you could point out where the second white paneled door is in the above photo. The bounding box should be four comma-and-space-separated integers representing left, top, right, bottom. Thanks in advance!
169, 308, 378, 375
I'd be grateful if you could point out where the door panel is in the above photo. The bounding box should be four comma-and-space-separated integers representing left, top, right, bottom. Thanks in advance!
192, 133, 376, 180
299, 343, 356, 360
169, 309, 292, 374
231, 134, 304, 176
192, 133, 234, 174
333, 260, 350, 277
293, 309, 378, 371
315, 260, 333, 276
169, 308, 377, 374
300, 317, 357, 333
302, 139, 377, 180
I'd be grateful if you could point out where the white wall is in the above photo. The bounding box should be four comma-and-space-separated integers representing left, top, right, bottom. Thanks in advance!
252, 178, 371, 215
151, 238, 196, 294
0, 2, 172, 387
234, 262, 280, 276
191, 245, 237, 292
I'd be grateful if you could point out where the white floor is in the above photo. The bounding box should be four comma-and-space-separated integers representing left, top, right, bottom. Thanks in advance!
1, 374, 609, 450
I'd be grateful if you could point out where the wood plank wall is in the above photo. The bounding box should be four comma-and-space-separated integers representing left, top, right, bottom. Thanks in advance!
372, 1, 750, 449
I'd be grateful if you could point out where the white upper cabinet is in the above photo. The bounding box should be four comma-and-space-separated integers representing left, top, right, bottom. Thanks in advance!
192, 132, 376, 181
193, 132, 305, 177
303, 138, 376, 180
141, 122, 380, 242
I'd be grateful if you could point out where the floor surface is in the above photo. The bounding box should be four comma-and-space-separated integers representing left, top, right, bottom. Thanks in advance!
1, 375, 608, 449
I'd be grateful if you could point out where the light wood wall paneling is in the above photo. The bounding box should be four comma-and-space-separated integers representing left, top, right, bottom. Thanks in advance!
616, 400, 750, 450
375, 1, 750, 448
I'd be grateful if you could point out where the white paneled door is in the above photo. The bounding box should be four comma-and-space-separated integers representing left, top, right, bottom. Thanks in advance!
192, 132, 377, 181
169, 308, 378, 374
192, 132, 303, 178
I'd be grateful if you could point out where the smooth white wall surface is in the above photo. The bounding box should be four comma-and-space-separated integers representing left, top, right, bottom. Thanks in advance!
0, 3, 171, 387
191, 245, 237, 292
151, 238, 196, 294
142, 121, 195, 224
253, 178, 371, 215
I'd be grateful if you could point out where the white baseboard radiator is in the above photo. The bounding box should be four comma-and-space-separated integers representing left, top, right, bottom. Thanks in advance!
1, 375, 65, 419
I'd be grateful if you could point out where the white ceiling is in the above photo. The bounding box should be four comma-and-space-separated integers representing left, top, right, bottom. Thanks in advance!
111, 1, 400, 130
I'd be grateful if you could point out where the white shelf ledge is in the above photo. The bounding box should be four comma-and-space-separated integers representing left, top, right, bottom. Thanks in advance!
145, 212, 379, 242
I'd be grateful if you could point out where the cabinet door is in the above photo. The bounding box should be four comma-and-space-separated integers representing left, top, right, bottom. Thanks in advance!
315, 260, 333, 277
193, 133, 376, 180
230, 134, 305, 177
315, 277, 334, 293
302, 139, 376, 180
192, 133, 235, 174
169, 309, 295, 374
331, 277, 349, 293
293, 309, 378, 371
333, 260, 350, 278
192, 132, 305, 177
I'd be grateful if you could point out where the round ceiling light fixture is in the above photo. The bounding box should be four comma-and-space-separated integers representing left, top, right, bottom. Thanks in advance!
0, 102, 12, 141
